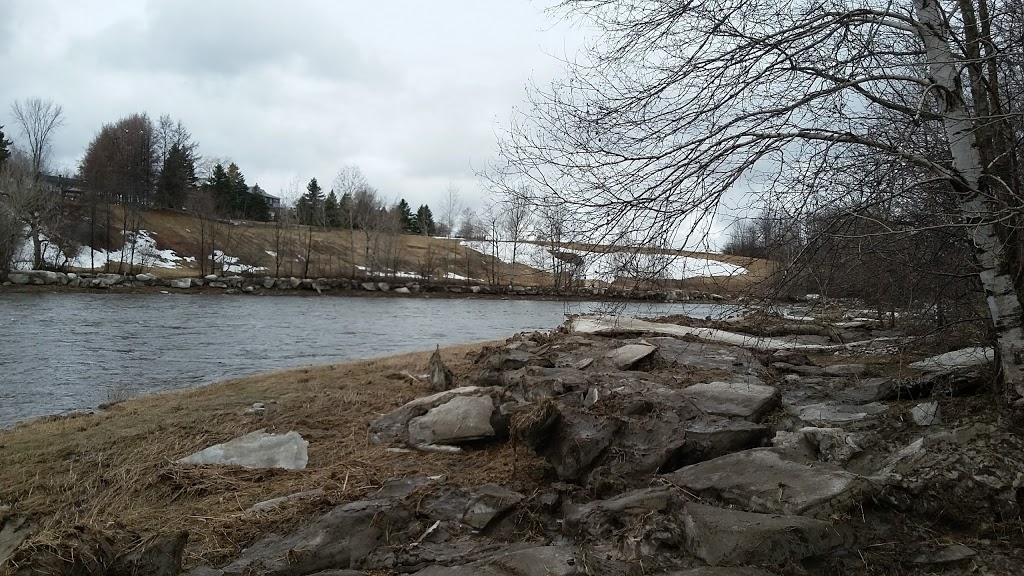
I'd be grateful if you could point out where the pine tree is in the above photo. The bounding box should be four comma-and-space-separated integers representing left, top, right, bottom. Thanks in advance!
415, 204, 437, 236
297, 178, 324, 225
0, 125, 11, 170
204, 163, 233, 213
154, 142, 196, 209
396, 199, 415, 233
324, 190, 341, 227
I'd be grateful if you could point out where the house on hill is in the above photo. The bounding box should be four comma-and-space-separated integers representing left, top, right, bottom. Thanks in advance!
250, 185, 281, 219
42, 174, 87, 200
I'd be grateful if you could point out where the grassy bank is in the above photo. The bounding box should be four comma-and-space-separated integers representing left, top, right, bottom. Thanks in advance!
0, 341, 544, 570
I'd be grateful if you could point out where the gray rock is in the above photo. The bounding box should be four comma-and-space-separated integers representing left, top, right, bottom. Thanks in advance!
910, 402, 941, 426
288, 277, 302, 289
823, 363, 869, 376
204, 274, 218, 281
7, 272, 29, 285
789, 364, 825, 376
242, 286, 255, 293
910, 348, 993, 371
0, 515, 33, 566
681, 382, 780, 422
247, 488, 325, 512
794, 402, 887, 425
429, 346, 455, 392
683, 502, 852, 566
208, 281, 228, 288
262, 277, 275, 289
910, 544, 977, 565
605, 343, 658, 370
772, 427, 862, 465
377, 282, 390, 291
221, 497, 413, 575
178, 430, 308, 470
419, 484, 524, 529
659, 569, 778, 576
111, 530, 189, 576
662, 448, 874, 518
416, 546, 584, 576
370, 386, 502, 444
394, 286, 411, 294
543, 409, 620, 480
169, 278, 192, 289
135, 273, 157, 283
665, 418, 769, 469
361, 282, 378, 291
409, 395, 497, 445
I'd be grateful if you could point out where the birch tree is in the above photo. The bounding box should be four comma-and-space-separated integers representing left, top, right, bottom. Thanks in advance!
499, 0, 1024, 402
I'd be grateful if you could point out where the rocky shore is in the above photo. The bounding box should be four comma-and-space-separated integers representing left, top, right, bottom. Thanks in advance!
1, 311, 1020, 575
1, 269, 728, 302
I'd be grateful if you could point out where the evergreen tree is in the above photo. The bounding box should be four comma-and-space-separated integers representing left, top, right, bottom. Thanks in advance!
154, 142, 196, 209
246, 184, 272, 222
324, 190, 341, 227
296, 177, 324, 225
338, 192, 353, 229
414, 204, 437, 236
396, 199, 415, 233
0, 125, 11, 170
204, 163, 233, 213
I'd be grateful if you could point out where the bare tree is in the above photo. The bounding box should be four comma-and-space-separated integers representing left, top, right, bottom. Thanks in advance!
0, 153, 60, 269
498, 0, 1024, 400
440, 181, 463, 238
10, 98, 65, 177
502, 189, 534, 286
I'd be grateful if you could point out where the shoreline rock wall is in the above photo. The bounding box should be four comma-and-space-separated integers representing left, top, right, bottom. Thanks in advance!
1, 270, 727, 302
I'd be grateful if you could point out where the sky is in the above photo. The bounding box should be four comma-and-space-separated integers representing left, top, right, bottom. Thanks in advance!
0, 0, 591, 213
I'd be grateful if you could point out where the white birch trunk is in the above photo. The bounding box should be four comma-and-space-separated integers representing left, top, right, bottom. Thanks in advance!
916, 0, 1024, 399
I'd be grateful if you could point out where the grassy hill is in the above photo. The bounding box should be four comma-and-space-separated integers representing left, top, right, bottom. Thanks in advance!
52, 207, 771, 293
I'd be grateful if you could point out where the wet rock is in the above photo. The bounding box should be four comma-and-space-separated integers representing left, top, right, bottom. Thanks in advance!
409, 395, 497, 445
823, 363, 870, 376
681, 382, 780, 422
415, 546, 584, 576
683, 502, 852, 566
0, 515, 33, 566
663, 448, 874, 518
419, 484, 524, 529
429, 346, 455, 392
794, 402, 887, 426
377, 282, 390, 291
542, 409, 620, 480
111, 530, 189, 576
220, 496, 413, 575
909, 402, 941, 426
661, 418, 769, 471
369, 387, 503, 445
605, 343, 658, 370
178, 430, 308, 470
169, 278, 191, 289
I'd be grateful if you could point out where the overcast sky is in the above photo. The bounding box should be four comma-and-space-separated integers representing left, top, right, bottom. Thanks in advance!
1, 0, 590, 213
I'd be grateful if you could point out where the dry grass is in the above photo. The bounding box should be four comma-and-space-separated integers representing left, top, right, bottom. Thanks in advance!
0, 340, 549, 569
86, 207, 772, 293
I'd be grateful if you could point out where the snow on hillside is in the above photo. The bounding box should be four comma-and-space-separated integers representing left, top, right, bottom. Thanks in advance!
460, 241, 746, 284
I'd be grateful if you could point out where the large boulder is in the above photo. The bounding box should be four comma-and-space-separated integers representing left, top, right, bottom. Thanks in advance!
178, 430, 308, 470
662, 448, 874, 518
683, 502, 852, 566
369, 387, 504, 445
169, 278, 192, 289
408, 395, 498, 445
6, 272, 29, 285
605, 343, 658, 370
681, 382, 780, 422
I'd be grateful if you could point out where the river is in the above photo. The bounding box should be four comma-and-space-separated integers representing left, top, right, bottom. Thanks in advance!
0, 293, 734, 428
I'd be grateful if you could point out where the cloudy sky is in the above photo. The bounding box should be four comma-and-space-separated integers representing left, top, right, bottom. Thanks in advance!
1, 0, 590, 212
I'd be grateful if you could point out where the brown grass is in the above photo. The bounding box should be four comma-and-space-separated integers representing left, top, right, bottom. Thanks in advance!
81, 206, 771, 293
0, 340, 549, 569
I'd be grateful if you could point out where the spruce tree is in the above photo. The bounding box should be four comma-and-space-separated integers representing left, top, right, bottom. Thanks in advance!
324, 190, 341, 227
154, 142, 196, 209
396, 199, 415, 233
415, 204, 437, 236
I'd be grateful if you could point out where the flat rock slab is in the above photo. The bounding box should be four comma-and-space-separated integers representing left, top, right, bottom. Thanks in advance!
178, 430, 308, 470
415, 546, 583, 576
794, 402, 887, 426
662, 448, 874, 518
823, 363, 869, 376
661, 569, 778, 576
369, 386, 502, 445
909, 347, 993, 371
409, 395, 496, 445
605, 344, 658, 370
683, 502, 853, 566
666, 418, 770, 469
682, 382, 780, 422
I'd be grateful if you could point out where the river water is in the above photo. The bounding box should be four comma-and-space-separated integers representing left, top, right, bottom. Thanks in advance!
0, 293, 733, 428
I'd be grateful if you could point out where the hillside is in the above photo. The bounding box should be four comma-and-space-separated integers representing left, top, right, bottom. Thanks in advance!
23, 206, 772, 294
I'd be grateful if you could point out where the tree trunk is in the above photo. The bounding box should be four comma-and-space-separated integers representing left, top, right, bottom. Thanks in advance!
31, 222, 42, 269
916, 0, 1024, 399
